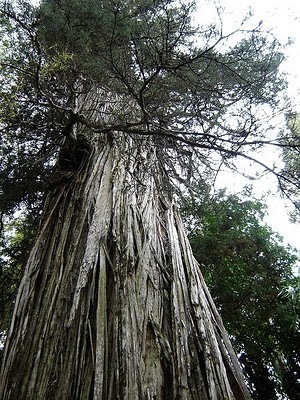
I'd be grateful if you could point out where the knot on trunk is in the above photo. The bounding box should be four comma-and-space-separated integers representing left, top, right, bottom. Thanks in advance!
48, 134, 92, 188
58, 134, 92, 170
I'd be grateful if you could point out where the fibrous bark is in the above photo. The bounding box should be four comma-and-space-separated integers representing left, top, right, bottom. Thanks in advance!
0, 127, 251, 399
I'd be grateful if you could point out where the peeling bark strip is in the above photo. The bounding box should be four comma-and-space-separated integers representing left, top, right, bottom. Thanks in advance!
0, 133, 251, 400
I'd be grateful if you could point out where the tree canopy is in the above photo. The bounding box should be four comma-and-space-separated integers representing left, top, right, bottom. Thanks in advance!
0, 0, 298, 213
280, 112, 300, 219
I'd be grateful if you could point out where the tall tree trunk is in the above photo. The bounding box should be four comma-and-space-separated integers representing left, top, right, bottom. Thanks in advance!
0, 130, 251, 399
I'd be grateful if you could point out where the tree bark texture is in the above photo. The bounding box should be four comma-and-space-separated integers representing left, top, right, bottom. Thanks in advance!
0, 130, 251, 399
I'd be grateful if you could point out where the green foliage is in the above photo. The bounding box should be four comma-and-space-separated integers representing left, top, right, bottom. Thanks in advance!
280, 112, 300, 220
0, 0, 60, 220
0, 213, 38, 345
36, 0, 287, 139
37, 0, 200, 120
182, 185, 300, 400
0, 0, 62, 242
0, 2, 54, 352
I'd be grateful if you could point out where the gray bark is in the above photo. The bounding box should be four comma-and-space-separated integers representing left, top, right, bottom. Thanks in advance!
0, 128, 251, 399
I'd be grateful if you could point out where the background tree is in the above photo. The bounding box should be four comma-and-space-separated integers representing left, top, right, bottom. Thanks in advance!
182, 184, 300, 400
0, 0, 299, 398
280, 112, 300, 220
0, 214, 38, 352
